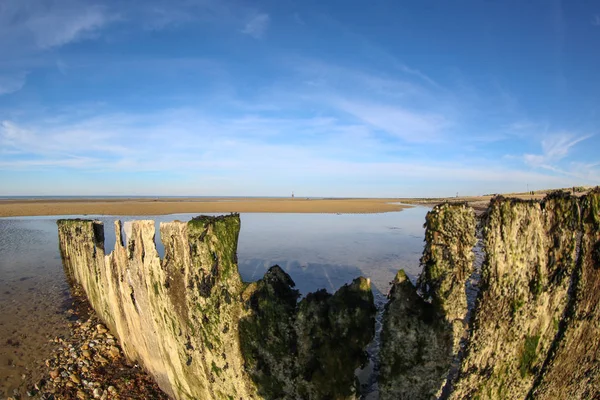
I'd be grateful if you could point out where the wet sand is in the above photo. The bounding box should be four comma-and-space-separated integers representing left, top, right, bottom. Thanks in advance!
0, 198, 409, 217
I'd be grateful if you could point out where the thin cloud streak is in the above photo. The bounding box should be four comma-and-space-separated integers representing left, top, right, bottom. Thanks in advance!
0, 72, 28, 95
0, 0, 115, 51
241, 13, 270, 38
524, 133, 592, 168
332, 98, 448, 142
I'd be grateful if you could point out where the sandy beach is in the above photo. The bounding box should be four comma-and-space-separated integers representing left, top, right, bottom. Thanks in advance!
0, 197, 412, 217
0, 193, 560, 217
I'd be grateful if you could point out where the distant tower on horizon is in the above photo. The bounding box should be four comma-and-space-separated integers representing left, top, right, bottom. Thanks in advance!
292, 191, 294, 199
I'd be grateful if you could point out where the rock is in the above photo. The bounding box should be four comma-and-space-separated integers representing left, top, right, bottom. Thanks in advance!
239, 266, 376, 399
49, 370, 59, 380
70, 373, 81, 384
379, 270, 453, 400
76, 390, 87, 400
107, 346, 120, 359
82, 350, 91, 359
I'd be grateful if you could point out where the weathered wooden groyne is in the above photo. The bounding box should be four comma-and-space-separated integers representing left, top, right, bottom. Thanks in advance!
58, 189, 600, 399
58, 215, 375, 399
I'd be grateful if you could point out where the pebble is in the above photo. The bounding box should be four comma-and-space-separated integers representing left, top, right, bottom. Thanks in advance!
70, 373, 81, 384
96, 324, 108, 334
108, 346, 120, 358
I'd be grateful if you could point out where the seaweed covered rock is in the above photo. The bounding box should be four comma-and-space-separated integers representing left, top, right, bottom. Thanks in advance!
240, 266, 376, 400
379, 270, 452, 400
417, 202, 477, 350
239, 266, 301, 397
379, 203, 476, 399
450, 193, 582, 399
529, 189, 600, 399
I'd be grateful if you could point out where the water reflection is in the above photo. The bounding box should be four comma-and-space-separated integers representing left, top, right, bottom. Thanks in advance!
89, 208, 427, 296
1, 208, 429, 299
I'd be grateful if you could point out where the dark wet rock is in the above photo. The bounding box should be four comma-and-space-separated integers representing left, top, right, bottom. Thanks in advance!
379, 270, 452, 400
240, 266, 376, 399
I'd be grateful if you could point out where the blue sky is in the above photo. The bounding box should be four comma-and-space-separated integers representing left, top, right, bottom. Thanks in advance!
0, 0, 599, 197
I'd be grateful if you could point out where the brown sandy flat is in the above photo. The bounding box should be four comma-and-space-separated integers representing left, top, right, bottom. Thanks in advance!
1, 191, 583, 217
0, 198, 411, 217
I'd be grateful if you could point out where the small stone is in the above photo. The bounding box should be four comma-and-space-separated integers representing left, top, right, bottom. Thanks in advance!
108, 346, 120, 358
82, 350, 91, 358
93, 388, 102, 398
107, 386, 116, 393
76, 390, 88, 400
96, 324, 108, 334
49, 370, 59, 379
70, 373, 81, 384
96, 355, 109, 364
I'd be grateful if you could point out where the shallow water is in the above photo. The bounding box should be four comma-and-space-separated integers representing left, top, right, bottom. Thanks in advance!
0, 207, 429, 397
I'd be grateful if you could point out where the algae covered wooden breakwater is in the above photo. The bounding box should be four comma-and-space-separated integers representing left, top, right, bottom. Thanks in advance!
58, 189, 600, 399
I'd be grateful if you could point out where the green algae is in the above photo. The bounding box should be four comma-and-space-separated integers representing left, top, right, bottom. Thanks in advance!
520, 335, 540, 378
239, 265, 375, 400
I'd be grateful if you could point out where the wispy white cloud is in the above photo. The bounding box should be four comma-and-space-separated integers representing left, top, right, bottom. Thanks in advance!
241, 13, 270, 38
331, 98, 448, 142
0, 0, 115, 51
523, 133, 592, 168
593, 14, 600, 26
0, 71, 28, 95
27, 5, 112, 49
0, 0, 116, 96
508, 121, 545, 131
397, 64, 438, 87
